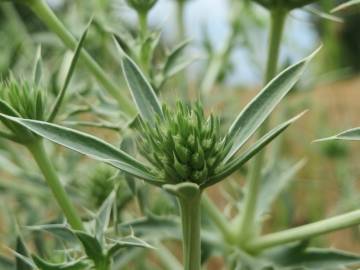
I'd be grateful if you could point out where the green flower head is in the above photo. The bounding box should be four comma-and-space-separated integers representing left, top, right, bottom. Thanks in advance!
253, 0, 318, 10
0, 80, 46, 120
0, 79, 46, 144
137, 102, 231, 185
125, 0, 158, 14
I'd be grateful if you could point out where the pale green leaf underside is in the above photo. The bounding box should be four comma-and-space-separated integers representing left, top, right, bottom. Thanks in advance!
115, 38, 163, 124
256, 159, 306, 220
0, 115, 162, 185
204, 111, 307, 188
225, 48, 319, 161
315, 127, 360, 142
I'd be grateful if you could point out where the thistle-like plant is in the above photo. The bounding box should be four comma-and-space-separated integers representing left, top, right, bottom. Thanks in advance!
0, 39, 319, 269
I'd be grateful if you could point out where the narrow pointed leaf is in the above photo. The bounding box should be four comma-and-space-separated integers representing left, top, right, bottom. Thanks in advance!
205, 111, 307, 188
114, 37, 163, 124
75, 232, 105, 262
26, 224, 76, 242
15, 236, 33, 270
32, 256, 87, 270
315, 127, 360, 142
107, 236, 153, 257
305, 7, 343, 23
48, 20, 91, 122
224, 48, 319, 161
32, 46, 43, 86
332, 0, 360, 12
95, 191, 115, 242
256, 159, 306, 220
163, 40, 190, 77
0, 115, 162, 185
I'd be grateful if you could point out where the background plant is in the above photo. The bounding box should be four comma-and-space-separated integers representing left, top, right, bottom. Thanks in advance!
0, 0, 359, 269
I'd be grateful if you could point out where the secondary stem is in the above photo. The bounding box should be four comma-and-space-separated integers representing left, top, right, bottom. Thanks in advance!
176, 0, 186, 41
178, 192, 201, 270
27, 140, 84, 231
247, 209, 360, 252
201, 194, 235, 243
237, 7, 287, 243
26, 0, 136, 116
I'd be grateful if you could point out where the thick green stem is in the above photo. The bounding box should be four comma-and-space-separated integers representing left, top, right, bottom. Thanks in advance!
27, 140, 84, 231
237, 7, 287, 244
138, 12, 148, 41
247, 209, 360, 252
26, 0, 136, 116
178, 192, 201, 270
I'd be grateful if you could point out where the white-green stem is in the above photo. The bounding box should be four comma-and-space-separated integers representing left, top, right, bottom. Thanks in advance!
25, 0, 136, 116
178, 193, 201, 270
237, 7, 287, 244
27, 139, 84, 231
247, 209, 360, 252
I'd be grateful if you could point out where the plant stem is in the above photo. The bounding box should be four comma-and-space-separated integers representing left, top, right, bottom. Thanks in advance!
138, 12, 148, 41
176, 0, 186, 41
177, 192, 201, 270
201, 194, 235, 243
237, 7, 287, 243
27, 140, 84, 231
26, 0, 136, 116
247, 209, 360, 252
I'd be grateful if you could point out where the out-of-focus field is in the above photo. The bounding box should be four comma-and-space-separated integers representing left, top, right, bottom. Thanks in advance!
207, 76, 360, 259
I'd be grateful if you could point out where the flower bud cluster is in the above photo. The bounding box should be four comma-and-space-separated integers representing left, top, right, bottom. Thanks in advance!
138, 102, 231, 185
0, 80, 46, 121
125, 0, 158, 14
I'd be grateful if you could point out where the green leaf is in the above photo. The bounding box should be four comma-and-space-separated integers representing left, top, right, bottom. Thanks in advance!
75, 231, 105, 263
107, 235, 153, 257
26, 224, 76, 242
332, 0, 360, 12
163, 40, 191, 77
32, 46, 43, 86
47, 20, 91, 122
95, 191, 115, 242
315, 127, 360, 142
224, 48, 319, 161
114, 36, 163, 124
205, 111, 307, 188
0, 115, 162, 186
305, 7, 343, 23
256, 159, 306, 220
265, 242, 360, 269
15, 235, 33, 270
32, 256, 87, 270
120, 214, 182, 240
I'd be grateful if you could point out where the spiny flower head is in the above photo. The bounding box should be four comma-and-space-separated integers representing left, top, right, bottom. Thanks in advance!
0, 80, 46, 121
137, 102, 232, 185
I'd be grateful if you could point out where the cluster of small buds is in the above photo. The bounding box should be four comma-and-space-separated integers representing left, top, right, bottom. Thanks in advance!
137, 102, 232, 185
125, 0, 158, 14
0, 80, 46, 121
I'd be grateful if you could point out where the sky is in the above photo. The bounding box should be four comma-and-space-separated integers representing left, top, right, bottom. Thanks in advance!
48, 0, 319, 86
147, 0, 319, 85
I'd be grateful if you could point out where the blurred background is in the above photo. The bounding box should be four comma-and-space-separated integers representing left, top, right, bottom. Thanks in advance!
0, 0, 359, 268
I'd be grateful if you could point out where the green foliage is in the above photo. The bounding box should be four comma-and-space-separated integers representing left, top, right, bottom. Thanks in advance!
0, 0, 359, 269
138, 102, 229, 184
